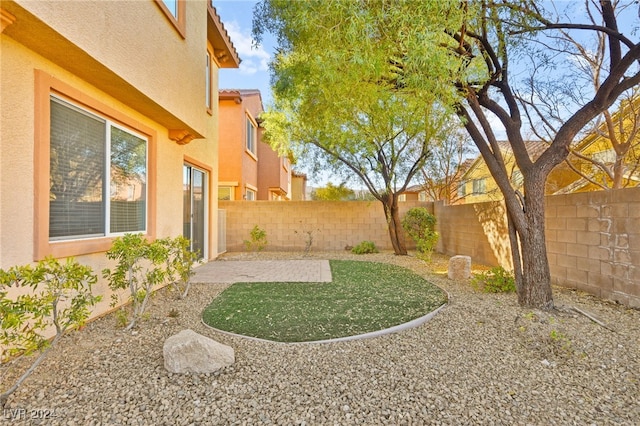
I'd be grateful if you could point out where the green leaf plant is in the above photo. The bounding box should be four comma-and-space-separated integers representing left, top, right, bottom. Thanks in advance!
401, 207, 439, 261
0, 257, 100, 408
103, 233, 170, 330
165, 235, 201, 299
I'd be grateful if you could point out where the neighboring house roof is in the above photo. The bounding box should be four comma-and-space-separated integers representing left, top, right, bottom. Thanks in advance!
219, 89, 264, 106
208, 5, 241, 68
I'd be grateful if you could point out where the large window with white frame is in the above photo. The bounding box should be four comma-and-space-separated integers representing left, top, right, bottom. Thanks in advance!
49, 96, 147, 240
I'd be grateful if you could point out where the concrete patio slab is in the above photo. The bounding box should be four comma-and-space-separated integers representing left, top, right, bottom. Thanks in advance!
192, 259, 332, 283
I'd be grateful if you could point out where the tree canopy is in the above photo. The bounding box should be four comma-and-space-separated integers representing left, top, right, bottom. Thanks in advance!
255, 0, 472, 254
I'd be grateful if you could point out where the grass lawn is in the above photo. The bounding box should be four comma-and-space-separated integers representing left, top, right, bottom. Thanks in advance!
202, 260, 447, 342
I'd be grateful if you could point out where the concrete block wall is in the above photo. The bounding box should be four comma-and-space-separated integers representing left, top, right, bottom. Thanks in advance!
218, 188, 639, 307
545, 188, 640, 308
434, 200, 513, 269
218, 200, 433, 252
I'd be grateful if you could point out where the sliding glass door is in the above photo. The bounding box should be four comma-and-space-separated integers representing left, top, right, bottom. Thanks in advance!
183, 164, 207, 259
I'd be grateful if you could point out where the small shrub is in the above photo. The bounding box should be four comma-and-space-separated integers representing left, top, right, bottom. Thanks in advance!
103, 233, 171, 330
401, 207, 439, 261
351, 241, 379, 254
471, 266, 516, 293
1, 257, 100, 408
165, 235, 200, 299
114, 309, 129, 328
244, 225, 268, 252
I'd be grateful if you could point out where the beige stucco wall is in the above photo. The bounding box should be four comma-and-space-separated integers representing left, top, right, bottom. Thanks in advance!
6, 0, 209, 136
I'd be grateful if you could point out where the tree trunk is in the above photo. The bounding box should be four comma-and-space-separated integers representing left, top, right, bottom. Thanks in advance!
381, 194, 408, 255
515, 184, 554, 309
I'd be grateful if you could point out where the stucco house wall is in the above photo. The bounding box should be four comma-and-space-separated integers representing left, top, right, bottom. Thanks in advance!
218, 90, 262, 200
1, 0, 238, 318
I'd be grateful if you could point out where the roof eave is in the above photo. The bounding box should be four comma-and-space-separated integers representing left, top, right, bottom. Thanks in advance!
207, 4, 241, 69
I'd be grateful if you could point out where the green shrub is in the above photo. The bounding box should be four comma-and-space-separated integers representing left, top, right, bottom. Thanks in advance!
351, 241, 379, 254
244, 225, 268, 252
471, 266, 516, 293
1, 257, 100, 408
165, 235, 200, 299
103, 233, 172, 330
401, 207, 439, 261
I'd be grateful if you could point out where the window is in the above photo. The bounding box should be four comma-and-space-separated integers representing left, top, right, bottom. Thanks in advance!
457, 182, 467, 198
592, 149, 616, 164
246, 115, 257, 155
35, 71, 156, 260
218, 187, 232, 200
161, 0, 178, 17
245, 188, 256, 201
205, 51, 212, 111
49, 96, 147, 240
398, 194, 407, 202
472, 178, 486, 194
155, 0, 186, 38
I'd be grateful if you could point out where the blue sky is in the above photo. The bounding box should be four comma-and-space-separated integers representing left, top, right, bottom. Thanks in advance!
214, 1, 275, 106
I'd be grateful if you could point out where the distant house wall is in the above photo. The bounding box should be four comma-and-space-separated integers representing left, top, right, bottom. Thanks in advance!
256, 139, 290, 200
218, 91, 262, 200
291, 174, 307, 201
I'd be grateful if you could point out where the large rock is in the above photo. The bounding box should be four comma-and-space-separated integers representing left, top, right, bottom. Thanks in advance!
163, 329, 234, 374
448, 255, 471, 280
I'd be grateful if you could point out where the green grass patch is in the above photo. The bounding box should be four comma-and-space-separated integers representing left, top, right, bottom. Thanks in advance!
202, 260, 447, 342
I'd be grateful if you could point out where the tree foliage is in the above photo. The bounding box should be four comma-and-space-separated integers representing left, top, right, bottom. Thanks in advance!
311, 182, 355, 201
254, 0, 470, 254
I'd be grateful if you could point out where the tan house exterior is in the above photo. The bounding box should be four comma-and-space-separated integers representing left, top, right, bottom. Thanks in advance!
257, 138, 292, 201
218, 89, 291, 201
455, 141, 573, 204
0, 1, 239, 316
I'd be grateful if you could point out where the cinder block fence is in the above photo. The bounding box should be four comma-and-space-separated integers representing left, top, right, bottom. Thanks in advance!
219, 187, 640, 308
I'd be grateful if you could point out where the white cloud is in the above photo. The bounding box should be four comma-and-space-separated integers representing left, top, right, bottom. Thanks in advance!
224, 21, 270, 75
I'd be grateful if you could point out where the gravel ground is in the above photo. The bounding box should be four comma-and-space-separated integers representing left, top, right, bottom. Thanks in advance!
2, 251, 639, 425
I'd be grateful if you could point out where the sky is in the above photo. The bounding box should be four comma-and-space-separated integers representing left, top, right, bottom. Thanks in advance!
214, 1, 275, 107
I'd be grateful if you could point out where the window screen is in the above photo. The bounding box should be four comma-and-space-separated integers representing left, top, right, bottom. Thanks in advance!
49, 97, 147, 240
50, 98, 106, 239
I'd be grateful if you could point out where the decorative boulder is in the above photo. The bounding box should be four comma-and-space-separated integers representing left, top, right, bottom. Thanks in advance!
163, 329, 234, 374
448, 255, 471, 280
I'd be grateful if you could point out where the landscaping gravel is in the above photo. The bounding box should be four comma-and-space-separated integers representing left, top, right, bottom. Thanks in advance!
3, 251, 639, 425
